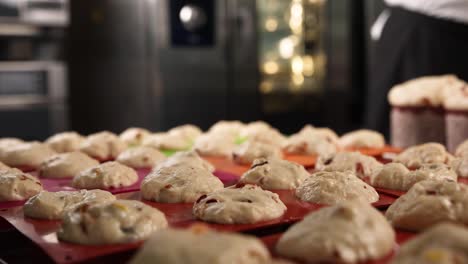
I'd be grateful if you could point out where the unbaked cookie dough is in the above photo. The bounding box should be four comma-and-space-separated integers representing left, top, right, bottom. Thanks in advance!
240, 121, 286, 148
129, 228, 272, 264
293, 126, 339, 143
79, 131, 127, 160
232, 141, 283, 165
276, 201, 395, 263
193, 184, 287, 224
154, 151, 215, 172
386, 180, 468, 231
72, 161, 138, 189
394, 142, 452, 169
24, 189, 115, 220
0, 138, 24, 161
119, 127, 150, 147
295, 171, 379, 205
0, 169, 42, 201
339, 129, 385, 149
207, 120, 245, 139
283, 128, 338, 157
141, 164, 223, 203
116, 146, 166, 169
315, 152, 383, 179
371, 162, 458, 191
192, 133, 236, 157
456, 139, 468, 157
2, 141, 56, 169
168, 124, 203, 142
0, 161, 9, 170
45, 131, 84, 153
142, 133, 191, 151
38, 152, 100, 178
391, 223, 468, 264
239, 158, 310, 190
452, 156, 468, 178
57, 200, 168, 245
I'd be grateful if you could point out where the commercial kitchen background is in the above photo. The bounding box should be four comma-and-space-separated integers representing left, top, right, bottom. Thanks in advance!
0, 0, 386, 140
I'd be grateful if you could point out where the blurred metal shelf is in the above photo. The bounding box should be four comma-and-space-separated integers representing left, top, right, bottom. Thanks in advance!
0, 0, 68, 28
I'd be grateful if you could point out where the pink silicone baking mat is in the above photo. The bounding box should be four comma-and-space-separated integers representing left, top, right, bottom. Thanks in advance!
0, 188, 395, 263
0, 169, 151, 211
0, 190, 316, 263
0, 169, 240, 211
346, 145, 402, 157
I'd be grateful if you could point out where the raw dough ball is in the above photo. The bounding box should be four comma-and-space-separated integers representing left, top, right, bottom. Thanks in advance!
24, 189, 115, 220
239, 158, 310, 190
79, 131, 127, 160
58, 200, 168, 245
2, 141, 56, 169
391, 223, 468, 264
72, 161, 138, 189
143, 133, 191, 151
119, 127, 150, 147
295, 171, 379, 205
129, 228, 271, 264
232, 141, 282, 165
155, 151, 215, 172
38, 152, 99, 178
283, 127, 339, 156
339, 129, 385, 149
394, 142, 451, 169
289, 125, 339, 142
116, 146, 166, 169
0, 138, 24, 162
240, 121, 286, 148
141, 164, 223, 203
193, 133, 236, 157
45, 131, 84, 153
276, 201, 395, 263
452, 156, 468, 177
456, 139, 468, 157
208, 120, 245, 139
371, 162, 457, 191
386, 180, 468, 231
0, 169, 42, 201
193, 184, 287, 224
0, 161, 9, 170
315, 152, 383, 179
168, 124, 203, 142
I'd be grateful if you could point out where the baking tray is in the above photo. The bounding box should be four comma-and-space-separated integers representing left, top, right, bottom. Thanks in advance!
346, 145, 402, 157
374, 187, 405, 198
0, 191, 315, 264
0, 169, 152, 211
0, 189, 394, 264
0, 169, 239, 211
261, 230, 415, 264
458, 178, 468, 185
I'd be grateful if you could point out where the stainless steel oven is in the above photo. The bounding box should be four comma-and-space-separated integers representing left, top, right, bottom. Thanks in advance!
0, 0, 68, 140
69, 0, 364, 134
0, 61, 67, 139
